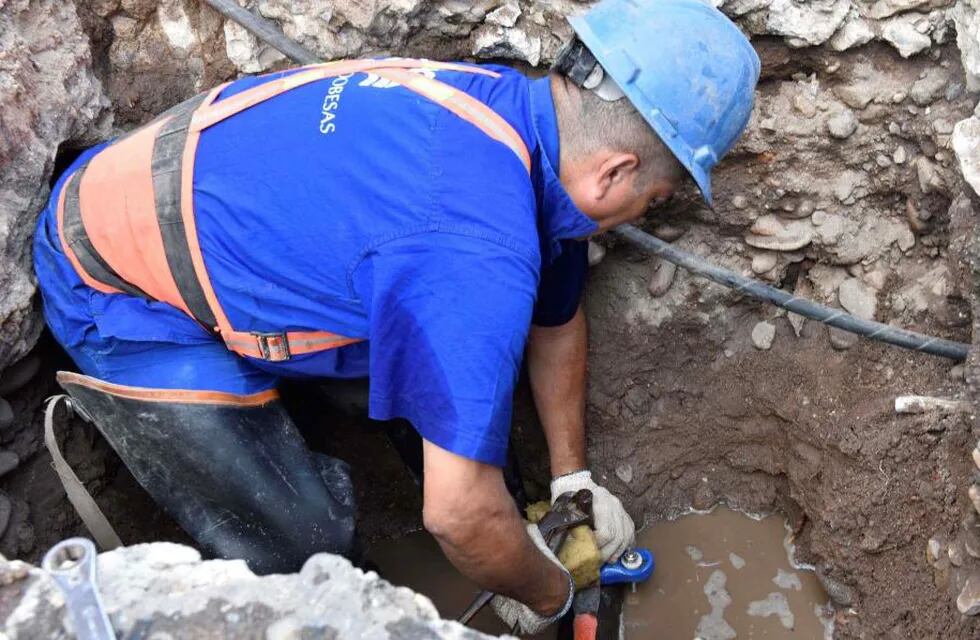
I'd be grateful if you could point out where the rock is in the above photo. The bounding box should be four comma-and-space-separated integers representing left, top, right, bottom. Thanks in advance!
838, 278, 877, 320
764, 0, 851, 47
652, 224, 686, 242
0, 452, 18, 479
964, 521, 980, 559
1, 543, 490, 638
827, 109, 859, 139
472, 25, 542, 66
927, 536, 947, 564
829, 13, 875, 51
587, 241, 606, 267
0, 400, 12, 431
973, 443, 980, 471
647, 260, 678, 298
915, 157, 945, 194
953, 116, 980, 196
485, 2, 521, 27
957, 572, 980, 615
970, 485, 980, 516
882, 16, 933, 57
834, 84, 876, 110
893, 146, 908, 164
910, 68, 948, 106
0, 0, 110, 372
788, 312, 805, 337
751, 321, 776, 350
745, 216, 814, 252
0, 355, 40, 397
949, 539, 967, 567
615, 463, 633, 484
751, 251, 778, 274
829, 327, 859, 350
953, 1, 980, 91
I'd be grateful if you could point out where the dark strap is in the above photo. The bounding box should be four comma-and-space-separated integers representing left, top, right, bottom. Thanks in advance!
151, 93, 218, 332
61, 168, 149, 299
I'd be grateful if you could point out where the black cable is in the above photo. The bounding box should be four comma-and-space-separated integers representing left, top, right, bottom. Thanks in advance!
201, 0, 320, 65
613, 224, 971, 361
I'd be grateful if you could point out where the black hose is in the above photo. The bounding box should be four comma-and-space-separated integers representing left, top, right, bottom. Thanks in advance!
613, 224, 971, 361
202, 0, 320, 65
200, 0, 971, 362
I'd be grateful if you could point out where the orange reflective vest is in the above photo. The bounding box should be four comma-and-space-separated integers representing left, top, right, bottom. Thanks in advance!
56, 58, 532, 362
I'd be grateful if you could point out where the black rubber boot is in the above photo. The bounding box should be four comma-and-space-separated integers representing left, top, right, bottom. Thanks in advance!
57, 372, 357, 575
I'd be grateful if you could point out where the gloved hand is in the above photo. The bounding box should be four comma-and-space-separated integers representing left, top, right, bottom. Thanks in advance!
490, 523, 575, 635
551, 470, 635, 562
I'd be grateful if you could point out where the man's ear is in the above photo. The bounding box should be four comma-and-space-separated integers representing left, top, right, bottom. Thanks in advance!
594, 152, 640, 200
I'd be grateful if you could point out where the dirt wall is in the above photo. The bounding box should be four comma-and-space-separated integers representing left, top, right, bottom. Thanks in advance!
2, 1, 980, 638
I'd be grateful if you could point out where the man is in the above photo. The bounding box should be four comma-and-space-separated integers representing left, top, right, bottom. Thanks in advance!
33, 0, 758, 633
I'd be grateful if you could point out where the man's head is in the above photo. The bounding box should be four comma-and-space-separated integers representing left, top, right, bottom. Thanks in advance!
552, 0, 761, 228
553, 73, 687, 232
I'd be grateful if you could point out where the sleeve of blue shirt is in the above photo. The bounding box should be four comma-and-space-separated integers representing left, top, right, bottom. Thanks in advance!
353, 232, 539, 467
532, 239, 589, 327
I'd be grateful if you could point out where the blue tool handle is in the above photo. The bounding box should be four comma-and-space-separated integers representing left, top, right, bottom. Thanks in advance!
599, 548, 655, 585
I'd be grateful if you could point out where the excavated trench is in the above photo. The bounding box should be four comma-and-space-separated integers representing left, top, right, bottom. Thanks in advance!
4, 1, 980, 638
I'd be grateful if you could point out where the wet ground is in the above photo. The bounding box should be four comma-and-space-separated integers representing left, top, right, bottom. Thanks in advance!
370, 506, 831, 639
625, 506, 832, 639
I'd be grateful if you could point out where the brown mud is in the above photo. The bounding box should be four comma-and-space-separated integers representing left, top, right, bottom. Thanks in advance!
625, 506, 830, 639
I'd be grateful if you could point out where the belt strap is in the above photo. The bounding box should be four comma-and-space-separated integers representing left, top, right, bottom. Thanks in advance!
43, 395, 123, 551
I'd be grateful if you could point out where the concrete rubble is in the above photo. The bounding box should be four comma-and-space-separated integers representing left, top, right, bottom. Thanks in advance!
1, 0, 980, 637
0, 542, 489, 639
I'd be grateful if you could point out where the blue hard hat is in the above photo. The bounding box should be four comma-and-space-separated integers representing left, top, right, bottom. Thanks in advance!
568, 0, 760, 205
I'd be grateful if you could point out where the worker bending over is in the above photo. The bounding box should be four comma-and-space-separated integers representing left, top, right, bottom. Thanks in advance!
33, 0, 758, 632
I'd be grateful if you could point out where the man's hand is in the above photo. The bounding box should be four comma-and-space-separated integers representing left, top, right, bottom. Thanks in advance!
551, 470, 635, 562
422, 440, 569, 620
490, 524, 574, 634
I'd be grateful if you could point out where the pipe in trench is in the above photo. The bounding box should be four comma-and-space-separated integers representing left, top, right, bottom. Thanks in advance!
613, 225, 971, 361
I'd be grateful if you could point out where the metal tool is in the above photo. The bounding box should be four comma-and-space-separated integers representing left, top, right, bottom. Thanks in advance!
599, 547, 655, 585
457, 489, 594, 625
42, 537, 117, 640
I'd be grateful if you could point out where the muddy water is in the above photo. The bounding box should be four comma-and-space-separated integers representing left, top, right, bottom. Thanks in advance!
625, 506, 833, 639
369, 530, 555, 638
371, 506, 830, 639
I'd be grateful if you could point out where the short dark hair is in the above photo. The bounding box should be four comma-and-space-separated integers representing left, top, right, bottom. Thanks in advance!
556, 76, 686, 190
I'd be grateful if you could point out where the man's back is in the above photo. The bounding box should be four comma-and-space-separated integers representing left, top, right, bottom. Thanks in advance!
192, 63, 543, 349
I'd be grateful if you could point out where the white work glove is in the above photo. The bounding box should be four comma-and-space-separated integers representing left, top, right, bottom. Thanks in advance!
551, 470, 636, 562
490, 523, 575, 635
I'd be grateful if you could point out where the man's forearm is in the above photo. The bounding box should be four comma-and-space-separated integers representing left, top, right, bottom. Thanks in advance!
422, 441, 568, 614
527, 305, 588, 477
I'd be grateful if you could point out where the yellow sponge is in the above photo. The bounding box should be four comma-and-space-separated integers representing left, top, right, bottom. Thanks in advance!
526, 501, 602, 588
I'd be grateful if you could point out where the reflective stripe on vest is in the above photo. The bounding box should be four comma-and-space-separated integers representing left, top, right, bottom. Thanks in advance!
56, 58, 533, 362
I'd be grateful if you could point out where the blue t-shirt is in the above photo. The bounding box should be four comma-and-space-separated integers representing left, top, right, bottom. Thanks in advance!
39, 64, 596, 466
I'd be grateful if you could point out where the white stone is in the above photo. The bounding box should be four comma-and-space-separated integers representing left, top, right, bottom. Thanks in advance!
751, 321, 776, 350
745, 216, 814, 252
587, 241, 606, 267
765, 0, 851, 47
485, 2, 521, 27
838, 278, 877, 320
882, 16, 933, 57
953, 116, 980, 196
827, 109, 859, 139
829, 12, 875, 51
